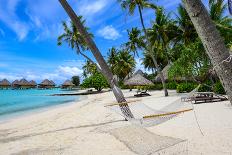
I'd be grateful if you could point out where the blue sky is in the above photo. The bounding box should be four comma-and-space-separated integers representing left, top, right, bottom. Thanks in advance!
0, 0, 183, 84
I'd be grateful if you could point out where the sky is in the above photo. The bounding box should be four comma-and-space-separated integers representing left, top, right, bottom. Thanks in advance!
0, 0, 184, 84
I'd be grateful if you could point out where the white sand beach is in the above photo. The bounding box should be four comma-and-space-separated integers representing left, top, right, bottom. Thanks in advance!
0, 90, 232, 155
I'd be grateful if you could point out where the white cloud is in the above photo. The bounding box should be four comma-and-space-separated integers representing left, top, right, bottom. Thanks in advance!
78, 0, 108, 18
0, 64, 83, 84
97, 25, 121, 40
58, 66, 83, 77
0, 0, 29, 41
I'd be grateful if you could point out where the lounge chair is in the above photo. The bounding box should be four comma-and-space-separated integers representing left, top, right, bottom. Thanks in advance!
134, 90, 151, 97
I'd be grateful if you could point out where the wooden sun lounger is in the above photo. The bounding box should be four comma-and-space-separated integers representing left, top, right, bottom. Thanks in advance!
192, 92, 228, 104
134, 90, 151, 97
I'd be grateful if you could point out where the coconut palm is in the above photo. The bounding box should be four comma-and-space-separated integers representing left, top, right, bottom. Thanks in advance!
148, 7, 178, 64
175, 4, 198, 45
124, 28, 145, 56
118, 0, 169, 96
107, 47, 118, 75
59, 0, 134, 118
115, 49, 136, 81
107, 48, 136, 82
82, 60, 98, 78
209, 0, 232, 46
182, 0, 232, 104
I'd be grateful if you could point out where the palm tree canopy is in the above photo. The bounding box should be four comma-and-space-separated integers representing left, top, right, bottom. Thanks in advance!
57, 16, 93, 55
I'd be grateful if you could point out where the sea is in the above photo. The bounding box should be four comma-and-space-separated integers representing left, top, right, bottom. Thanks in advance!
0, 89, 81, 120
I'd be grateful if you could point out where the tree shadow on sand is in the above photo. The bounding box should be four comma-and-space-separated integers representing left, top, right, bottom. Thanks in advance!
0, 119, 124, 143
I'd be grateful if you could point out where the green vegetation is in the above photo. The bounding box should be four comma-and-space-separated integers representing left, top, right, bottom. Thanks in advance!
80, 73, 109, 91
71, 76, 80, 86
213, 81, 226, 94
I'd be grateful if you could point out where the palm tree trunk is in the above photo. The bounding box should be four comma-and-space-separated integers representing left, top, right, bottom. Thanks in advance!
59, 0, 134, 118
138, 5, 168, 96
183, 0, 232, 104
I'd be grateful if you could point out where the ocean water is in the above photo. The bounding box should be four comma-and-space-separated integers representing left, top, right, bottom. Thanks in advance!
0, 89, 80, 119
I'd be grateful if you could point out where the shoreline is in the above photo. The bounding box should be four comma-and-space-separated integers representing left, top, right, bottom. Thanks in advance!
0, 95, 87, 124
0, 90, 232, 155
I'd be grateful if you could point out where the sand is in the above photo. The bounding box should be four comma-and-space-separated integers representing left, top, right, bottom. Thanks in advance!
0, 90, 232, 155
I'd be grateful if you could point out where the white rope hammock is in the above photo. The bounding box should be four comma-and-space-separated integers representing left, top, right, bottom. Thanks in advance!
106, 85, 200, 127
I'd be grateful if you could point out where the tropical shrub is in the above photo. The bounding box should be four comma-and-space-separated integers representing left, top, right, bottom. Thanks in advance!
213, 81, 226, 94
176, 83, 197, 93
166, 81, 178, 90
80, 73, 109, 91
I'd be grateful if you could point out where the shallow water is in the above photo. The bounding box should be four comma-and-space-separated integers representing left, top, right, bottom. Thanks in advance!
0, 89, 80, 119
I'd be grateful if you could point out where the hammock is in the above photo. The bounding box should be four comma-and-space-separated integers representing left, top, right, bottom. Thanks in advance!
106, 85, 200, 127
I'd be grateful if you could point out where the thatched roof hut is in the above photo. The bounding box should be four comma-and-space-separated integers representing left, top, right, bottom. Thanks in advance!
124, 69, 144, 81
19, 78, 30, 86
61, 80, 75, 89
50, 80, 56, 86
39, 79, 55, 88
12, 80, 20, 88
0, 79, 11, 88
124, 74, 153, 86
29, 80, 37, 88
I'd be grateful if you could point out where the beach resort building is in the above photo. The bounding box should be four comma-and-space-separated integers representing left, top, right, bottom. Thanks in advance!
12, 80, 20, 89
0, 79, 11, 89
39, 79, 56, 89
29, 80, 37, 88
61, 80, 75, 89
18, 79, 31, 89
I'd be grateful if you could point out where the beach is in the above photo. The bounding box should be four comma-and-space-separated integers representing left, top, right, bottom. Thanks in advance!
0, 90, 232, 155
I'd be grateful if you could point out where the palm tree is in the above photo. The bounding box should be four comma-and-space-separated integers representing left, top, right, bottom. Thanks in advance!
114, 49, 136, 81
148, 7, 178, 64
59, 0, 134, 118
82, 60, 98, 78
124, 28, 145, 56
57, 19, 102, 72
107, 47, 118, 75
182, 0, 232, 104
175, 4, 198, 45
118, 0, 169, 96
107, 48, 136, 82
209, 0, 232, 46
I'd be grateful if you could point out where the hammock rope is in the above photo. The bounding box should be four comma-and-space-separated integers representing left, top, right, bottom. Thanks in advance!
106, 85, 201, 127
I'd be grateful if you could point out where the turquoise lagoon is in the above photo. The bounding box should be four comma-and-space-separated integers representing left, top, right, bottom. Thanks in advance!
0, 89, 80, 120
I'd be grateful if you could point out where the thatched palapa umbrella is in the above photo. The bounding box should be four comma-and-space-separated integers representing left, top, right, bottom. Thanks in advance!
124, 74, 153, 86
61, 80, 75, 89
0, 79, 11, 89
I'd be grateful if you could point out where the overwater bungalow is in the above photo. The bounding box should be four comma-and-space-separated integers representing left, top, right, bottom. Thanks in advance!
12, 80, 20, 89
61, 80, 75, 89
29, 80, 37, 88
50, 80, 56, 87
0, 79, 11, 89
18, 78, 31, 89
39, 79, 55, 89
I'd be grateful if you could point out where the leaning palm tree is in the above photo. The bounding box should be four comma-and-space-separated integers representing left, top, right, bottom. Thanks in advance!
59, 0, 134, 118
118, 0, 168, 96
182, 0, 232, 104
58, 19, 103, 72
